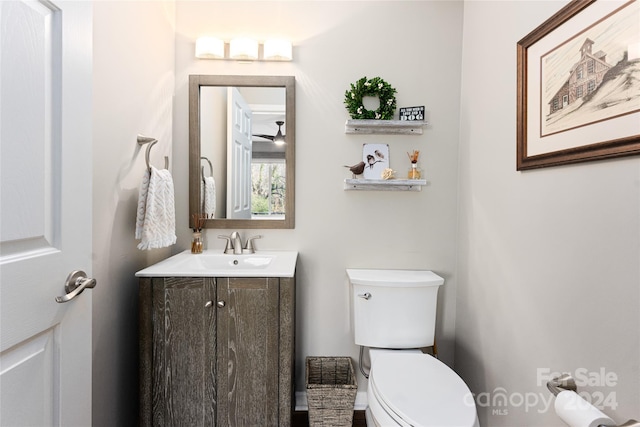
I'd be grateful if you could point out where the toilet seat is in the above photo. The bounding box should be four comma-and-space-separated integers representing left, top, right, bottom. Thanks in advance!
368, 353, 478, 427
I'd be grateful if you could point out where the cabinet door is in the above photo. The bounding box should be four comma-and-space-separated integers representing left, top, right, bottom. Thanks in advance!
149, 277, 217, 426
216, 277, 280, 426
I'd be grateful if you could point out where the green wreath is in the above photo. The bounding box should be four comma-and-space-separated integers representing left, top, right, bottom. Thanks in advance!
344, 76, 397, 120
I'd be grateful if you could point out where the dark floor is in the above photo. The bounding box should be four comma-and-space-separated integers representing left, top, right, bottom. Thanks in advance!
292, 410, 367, 427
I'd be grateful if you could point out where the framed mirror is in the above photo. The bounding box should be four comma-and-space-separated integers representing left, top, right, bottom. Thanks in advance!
189, 75, 295, 229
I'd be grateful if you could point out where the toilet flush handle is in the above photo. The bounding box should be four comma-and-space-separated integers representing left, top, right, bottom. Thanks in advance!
358, 292, 372, 300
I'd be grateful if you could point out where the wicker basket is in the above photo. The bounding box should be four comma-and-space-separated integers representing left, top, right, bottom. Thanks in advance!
306, 357, 358, 427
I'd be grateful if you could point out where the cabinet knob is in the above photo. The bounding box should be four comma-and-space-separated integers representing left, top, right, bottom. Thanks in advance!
217, 300, 226, 308
205, 301, 213, 308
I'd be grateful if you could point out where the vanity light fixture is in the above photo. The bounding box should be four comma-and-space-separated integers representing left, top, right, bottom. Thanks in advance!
229, 37, 259, 60
263, 39, 293, 61
195, 37, 292, 61
195, 37, 225, 59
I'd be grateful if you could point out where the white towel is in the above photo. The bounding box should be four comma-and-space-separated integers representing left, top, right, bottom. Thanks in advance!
202, 176, 216, 218
135, 166, 176, 250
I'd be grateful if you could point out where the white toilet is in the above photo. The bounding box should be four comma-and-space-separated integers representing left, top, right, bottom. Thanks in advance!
347, 268, 479, 427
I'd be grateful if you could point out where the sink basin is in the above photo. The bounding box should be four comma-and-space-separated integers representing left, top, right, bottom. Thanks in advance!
135, 250, 298, 278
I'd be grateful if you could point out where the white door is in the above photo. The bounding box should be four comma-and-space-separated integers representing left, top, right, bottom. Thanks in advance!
0, 1, 93, 425
227, 87, 252, 219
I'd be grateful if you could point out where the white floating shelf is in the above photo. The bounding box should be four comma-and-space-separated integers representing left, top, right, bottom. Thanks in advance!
345, 119, 427, 135
344, 179, 428, 191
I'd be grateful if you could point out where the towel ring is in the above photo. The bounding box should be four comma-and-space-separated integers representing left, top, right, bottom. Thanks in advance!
201, 156, 213, 181
137, 134, 169, 171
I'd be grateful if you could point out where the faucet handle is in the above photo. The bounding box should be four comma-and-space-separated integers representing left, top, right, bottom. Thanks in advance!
217, 235, 234, 254
243, 235, 262, 253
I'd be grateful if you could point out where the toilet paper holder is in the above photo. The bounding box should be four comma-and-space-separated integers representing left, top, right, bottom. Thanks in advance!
547, 373, 577, 396
547, 374, 639, 427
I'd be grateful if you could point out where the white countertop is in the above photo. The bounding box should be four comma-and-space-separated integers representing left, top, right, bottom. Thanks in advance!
135, 250, 298, 278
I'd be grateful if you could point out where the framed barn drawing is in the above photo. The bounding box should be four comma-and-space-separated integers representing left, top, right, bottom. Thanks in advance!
516, 0, 640, 170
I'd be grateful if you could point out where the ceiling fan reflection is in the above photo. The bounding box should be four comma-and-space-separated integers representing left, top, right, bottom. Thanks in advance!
253, 120, 285, 145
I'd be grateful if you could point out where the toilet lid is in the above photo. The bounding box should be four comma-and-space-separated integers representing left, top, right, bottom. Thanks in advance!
370, 353, 477, 427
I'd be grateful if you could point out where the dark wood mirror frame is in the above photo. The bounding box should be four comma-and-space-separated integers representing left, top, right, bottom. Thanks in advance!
189, 75, 295, 229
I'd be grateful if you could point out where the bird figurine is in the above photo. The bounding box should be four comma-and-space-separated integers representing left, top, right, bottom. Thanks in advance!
344, 161, 366, 178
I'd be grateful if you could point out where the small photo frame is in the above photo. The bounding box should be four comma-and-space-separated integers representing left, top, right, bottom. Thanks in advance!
399, 106, 425, 121
362, 143, 389, 179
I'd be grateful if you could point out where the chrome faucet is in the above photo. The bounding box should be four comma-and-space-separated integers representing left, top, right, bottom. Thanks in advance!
218, 233, 241, 254
217, 234, 234, 254
230, 231, 243, 255
243, 235, 262, 253
217, 232, 262, 254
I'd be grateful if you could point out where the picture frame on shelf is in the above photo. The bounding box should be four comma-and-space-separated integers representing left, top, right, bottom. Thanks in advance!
399, 106, 425, 121
362, 143, 389, 179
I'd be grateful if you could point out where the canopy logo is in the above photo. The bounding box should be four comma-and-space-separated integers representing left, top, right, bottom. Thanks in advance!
467, 368, 618, 415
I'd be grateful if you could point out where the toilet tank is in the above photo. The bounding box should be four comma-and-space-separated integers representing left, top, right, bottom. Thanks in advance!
347, 269, 444, 348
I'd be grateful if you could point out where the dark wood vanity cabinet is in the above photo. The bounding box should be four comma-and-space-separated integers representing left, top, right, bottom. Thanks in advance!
139, 276, 295, 426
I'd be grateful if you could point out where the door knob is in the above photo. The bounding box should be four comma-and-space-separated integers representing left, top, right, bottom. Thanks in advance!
55, 270, 96, 303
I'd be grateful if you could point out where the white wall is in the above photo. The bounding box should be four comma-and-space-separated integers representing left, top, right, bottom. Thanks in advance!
456, 1, 640, 425
92, 2, 175, 425
174, 0, 464, 398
